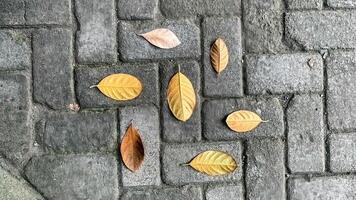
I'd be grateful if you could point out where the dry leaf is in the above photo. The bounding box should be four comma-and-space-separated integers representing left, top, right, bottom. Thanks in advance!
91, 73, 142, 101
210, 38, 229, 74
139, 28, 181, 49
183, 151, 237, 176
167, 71, 196, 122
120, 123, 144, 172
226, 110, 266, 133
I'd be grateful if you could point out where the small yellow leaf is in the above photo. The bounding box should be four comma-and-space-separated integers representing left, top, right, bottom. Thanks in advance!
226, 110, 265, 133
210, 38, 229, 74
139, 28, 181, 49
92, 74, 142, 101
184, 151, 237, 176
167, 72, 196, 122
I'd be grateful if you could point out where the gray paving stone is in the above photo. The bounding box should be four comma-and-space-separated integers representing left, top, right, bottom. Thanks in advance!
203, 98, 284, 140
243, 0, 287, 53
206, 184, 243, 200
289, 176, 356, 200
160, 0, 240, 18
287, 94, 325, 173
328, 0, 356, 8
326, 50, 356, 130
246, 53, 323, 94
118, 106, 161, 186
118, 20, 200, 61
160, 61, 201, 142
39, 111, 116, 153
162, 142, 243, 185
75, 64, 159, 108
25, 155, 119, 200
286, 11, 356, 50
26, 0, 71, 25
121, 186, 202, 200
286, 0, 323, 9
0, 31, 30, 71
246, 138, 285, 200
118, 0, 157, 20
0, 0, 25, 25
0, 73, 29, 111
76, 0, 117, 63
202, 17, 243, 97
330, 133, 356, 172
33, 29, 74, 110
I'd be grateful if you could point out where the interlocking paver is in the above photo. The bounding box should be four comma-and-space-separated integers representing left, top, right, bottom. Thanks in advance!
286, 0, 323, 9
0, 0, 25, 25
328, 0, 356, 8
330, 133, 356, 172
117, 0, 157, 20
26, 0, 71, 25
206, 184, 243, 200
121, 186, 202, 200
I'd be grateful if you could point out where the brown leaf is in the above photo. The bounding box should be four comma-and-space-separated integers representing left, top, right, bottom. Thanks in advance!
210, 38, 229, 74
139, 28, 181, 49
120, 123, 144, 172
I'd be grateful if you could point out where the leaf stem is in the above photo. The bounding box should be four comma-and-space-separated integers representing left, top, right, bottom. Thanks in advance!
179, 163, 190, 167
262, 120, 269, 123
89, 85, 97, 89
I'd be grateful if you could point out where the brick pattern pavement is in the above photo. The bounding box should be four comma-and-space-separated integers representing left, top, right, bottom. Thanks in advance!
0, 0, 355, 199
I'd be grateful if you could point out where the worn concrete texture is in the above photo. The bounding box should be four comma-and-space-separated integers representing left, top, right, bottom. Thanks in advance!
0, 0, 355, 199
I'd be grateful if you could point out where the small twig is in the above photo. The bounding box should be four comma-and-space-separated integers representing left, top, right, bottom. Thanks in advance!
89, 85, 97, 89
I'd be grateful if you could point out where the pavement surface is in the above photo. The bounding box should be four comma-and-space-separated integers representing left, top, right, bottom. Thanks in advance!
0, 0, 356, 199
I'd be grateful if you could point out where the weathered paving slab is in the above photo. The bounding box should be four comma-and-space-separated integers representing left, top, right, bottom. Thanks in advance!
75, 0, 117, 63
121, 186, 202, 200
75, 64, 159, 108
33, 29, 75, 110
203, 97, 284, 140
330, 133, 356, 172
246, 138, 285, 200
206, 184, 243, 200
0, 0, 25, 25
118, 0, 157, 20
118, 20, 200, 61
160, 0, 240, 18
118, 106, 161, 186
286, 11, 356, 50
286, 0, 323, 9
287, 94, 325, 173
0, 30, 30, 71
326, 50, 356, 131
246, 53, 323, 94
289, 176, 356, 200
202, 16, 243, 97
162, 142, 243, 185
25, 155, 119, 200
0, 73, 29, 111
26, 0, 71, 25
328, 0, 356, 8
160, 61, 201, 142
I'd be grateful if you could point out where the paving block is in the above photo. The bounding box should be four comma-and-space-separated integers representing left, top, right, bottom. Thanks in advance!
326, 50, 356, 130
246, 53, 323, 94
0, 30, 30, 71
121, 186, 202, 200
118, 20, 200, 62
330, 133, 356, 172
289, 176, 356, 200
202, 17, 243, 97
328, 0, 356, 8
160, 0, 240, 18
75, 0, 117, 63
160, 61, 201, 142
118, 0, 157, 19
25, 0, 71, 25
203, 97, 284, 140
162, 142, 243, 185
0, 73, 29, 111
33, 29, 74, 110
246, 138, 285, 200
39, 111, 116, 153
287, 94, 325, 173
206, 184, 243, 200
0, 0, 25, 25
286, 0, 323, 9
118, 106, 161, 186
75, 64, 159, 108
25, 155, 119, 200
286, 11, 356, 50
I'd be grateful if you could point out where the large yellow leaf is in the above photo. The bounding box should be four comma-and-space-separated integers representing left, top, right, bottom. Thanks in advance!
91, 73, 142, 101
184, 151, 237, 176
226, 110, 266, 133
139, 28, 181, 49
167, 72, 196, 122
210, 38, 229, 74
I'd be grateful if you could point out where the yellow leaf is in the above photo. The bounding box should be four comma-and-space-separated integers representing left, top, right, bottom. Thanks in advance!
167, 72, 196, 122
184, 151, 237, 176
139, 28, 181, 49
226, 110, 266, 133
210, 38, 229, 74
91, 73, 142, 101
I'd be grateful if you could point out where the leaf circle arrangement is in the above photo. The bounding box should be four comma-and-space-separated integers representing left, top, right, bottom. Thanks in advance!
91, 73, 143, 101
226, 110, 267, 133
182, 151, 237, 176
139, 28, 181, 49
210, 38, 229, 74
